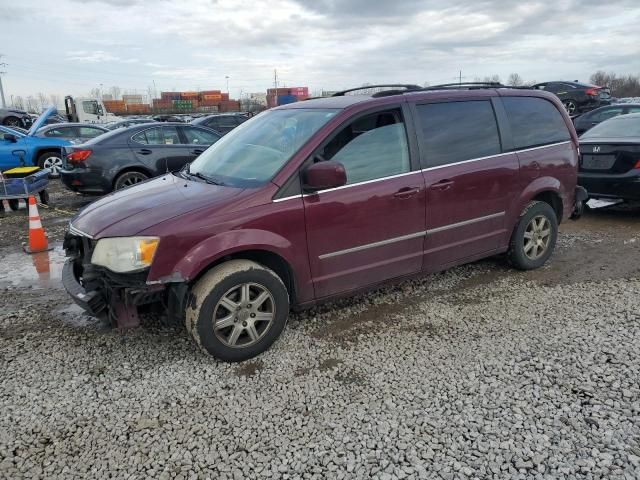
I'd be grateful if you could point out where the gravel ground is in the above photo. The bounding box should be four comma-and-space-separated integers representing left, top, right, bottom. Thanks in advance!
1, 182, 640, 479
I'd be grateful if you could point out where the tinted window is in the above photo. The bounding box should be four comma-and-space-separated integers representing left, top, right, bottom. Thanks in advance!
45, 127, 74, 137
79, 127, 104, 137
581, 116, 640, 138
132, 127, 163, 145
161, 126, 181, 145
182, 127, 220, 145
627, 107, 640, 114
503, 97, 571, 149
596, 108, 624, 122
321, 110, 410, 185
416, 101, 501, 167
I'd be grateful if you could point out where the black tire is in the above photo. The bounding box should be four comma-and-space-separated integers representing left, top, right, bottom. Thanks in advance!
562, 99, 578, 115
37, 152, 64, 178
186, 259, 289, 362
114, 170, 149, 190
508, 201, 558, 270
39, 189, 50, 205
8, 199, 20, 211
3, 116, 21, 127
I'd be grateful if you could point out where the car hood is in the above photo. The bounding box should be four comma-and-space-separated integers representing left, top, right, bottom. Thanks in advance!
28, 106, 58, 136
71, 174, 245, 238
579, 137, 640, 144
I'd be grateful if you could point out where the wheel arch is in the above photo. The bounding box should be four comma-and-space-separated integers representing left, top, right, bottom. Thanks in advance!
112, 166, 154, 189
33, 147, 64, 167
517, 177, 565, 224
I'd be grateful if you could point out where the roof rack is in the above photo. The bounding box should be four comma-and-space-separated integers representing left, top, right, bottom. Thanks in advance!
332, 84, 422, 96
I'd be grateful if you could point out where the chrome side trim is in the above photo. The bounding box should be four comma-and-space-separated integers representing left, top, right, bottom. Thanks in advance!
309, 170, 422, 196
273, 195, 303, 203
513, 140, 572, 154
427, 211, 505, 234
318, 230, 427, 259
68, 224, 93, 239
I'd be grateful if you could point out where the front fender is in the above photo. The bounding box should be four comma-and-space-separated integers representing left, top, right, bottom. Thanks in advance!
150, 229, 296, 283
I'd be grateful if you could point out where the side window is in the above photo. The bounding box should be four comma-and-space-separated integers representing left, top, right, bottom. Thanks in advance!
502, 97, 571, 149
627, 107, 640, 114
79, 127, 103, 137
161, 126, 181, 145
46, 127, 75, 137
204, 117, 221, 129
596, 108, 624, 122
416, 101, 501, 167
320, 110, 410, 185
182, 127, 220, 145
82, 101, 99, 115
132, 127, 163, 145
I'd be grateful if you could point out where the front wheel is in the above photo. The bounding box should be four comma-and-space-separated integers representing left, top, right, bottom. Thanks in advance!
3, 117, 21, 127
186, 260, 289, 362
508, 201, 558, 270
563, 100, 578, 115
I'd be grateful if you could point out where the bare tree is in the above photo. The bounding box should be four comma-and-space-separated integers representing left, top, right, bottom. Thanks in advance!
25, 96, 37, 113
590, 71, 640, 97
507, 73, 524, 86
109, 86, 121, 100
37, 92, 48, 110
12, 96, 24, 109
89, 87, 101, 99
49, 94, 60, 108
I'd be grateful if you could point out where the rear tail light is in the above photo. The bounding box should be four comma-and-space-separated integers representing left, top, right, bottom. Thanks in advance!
585, 88, 599, 97
634, 160, 640, 170
67, 149, 92, 164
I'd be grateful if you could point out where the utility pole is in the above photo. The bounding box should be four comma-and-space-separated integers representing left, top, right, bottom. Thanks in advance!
274, 69, 278, 89
0, 55, 7, 108
225, 75, 230, 94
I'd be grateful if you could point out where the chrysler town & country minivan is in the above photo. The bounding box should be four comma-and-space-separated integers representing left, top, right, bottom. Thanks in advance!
63, 84, 586, 361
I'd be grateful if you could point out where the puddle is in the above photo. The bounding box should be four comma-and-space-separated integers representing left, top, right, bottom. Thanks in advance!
0, 244, 67, 290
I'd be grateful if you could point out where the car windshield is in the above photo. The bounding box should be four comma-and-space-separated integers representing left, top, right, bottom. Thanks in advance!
188, 108, 338, 187
581, 116, 640, 138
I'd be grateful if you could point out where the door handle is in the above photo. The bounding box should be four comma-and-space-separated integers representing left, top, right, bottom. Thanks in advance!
190, 149, 204, 155
393, 187, 421, 199
138, 149, 152, 155
430, 179, 454, 191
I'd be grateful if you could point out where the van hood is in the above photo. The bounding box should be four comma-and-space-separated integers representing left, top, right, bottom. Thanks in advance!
28, 106, 58, 136
71, 174, 245, 238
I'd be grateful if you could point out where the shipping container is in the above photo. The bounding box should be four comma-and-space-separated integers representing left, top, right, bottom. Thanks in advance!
198, 106, 219, 113
200, 90, 221, 95
221, 92, 229, 101
267, 88, 291, 96
201, 94, 222, 101
180, 91, 199, 99
277, 95, 297, 106
200, 99, 220, 107
126, 104, 151, 113
122, 94, 144, 104
289, 87, 309, 97
103, 100, 127, 113
161, 92, 181, 100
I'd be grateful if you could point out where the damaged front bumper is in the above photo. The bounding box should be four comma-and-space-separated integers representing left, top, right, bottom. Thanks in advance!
62, 231, 186, 328
571, 186, 588, 220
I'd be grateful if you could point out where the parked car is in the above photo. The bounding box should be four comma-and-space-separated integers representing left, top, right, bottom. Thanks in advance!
0, 107, 70, 175
573, 103, 640, 135
191, 113, 248, 135
34, 123, 109, 144
578, 113, 640, 201
62, 84, 585, 361
532, 81, 611, 115
104, 119, 156, 130
0, 108, 33, 129
152, 114, 185, 123
59, 123, 221, 193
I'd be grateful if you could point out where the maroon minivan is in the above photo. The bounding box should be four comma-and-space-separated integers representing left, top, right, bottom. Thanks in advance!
63, 84, 586, 361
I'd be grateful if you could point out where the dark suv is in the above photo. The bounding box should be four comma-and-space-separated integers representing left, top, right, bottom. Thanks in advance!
63, 83, 585, 361
532, 81, 611, 115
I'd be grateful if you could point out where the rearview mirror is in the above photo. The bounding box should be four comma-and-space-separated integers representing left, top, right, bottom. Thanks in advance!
3, 133, 17, 143
303, 160, 347, 191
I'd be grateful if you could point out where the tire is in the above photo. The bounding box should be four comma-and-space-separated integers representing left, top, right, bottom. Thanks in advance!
114, 170, 149, 190
39, 189, 49, 205
37, 152, 64, 178
508, 201, 558, 270
3, 116, 21, 127
186, 259, 289, 362
8, 199, 20, 211
562, 100, 578, 115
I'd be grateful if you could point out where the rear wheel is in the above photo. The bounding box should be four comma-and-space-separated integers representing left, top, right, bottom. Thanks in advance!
186, 260, 289, 362
563, 100, 578, 115
508, 201, 558, 270
38, 152, 64, 178
114, 170, 149, 190
8, 199, 20, 211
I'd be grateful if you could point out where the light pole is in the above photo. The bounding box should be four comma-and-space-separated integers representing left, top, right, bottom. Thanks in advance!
225, 75, 230, 96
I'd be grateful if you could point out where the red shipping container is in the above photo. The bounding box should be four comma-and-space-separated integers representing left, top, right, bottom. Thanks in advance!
290, 87, 309, 96
267, 88, 291, 96
181, 91, 199, 99
161, 92, 181, 100
200, 90, 221, 95
221, 93, 229, 101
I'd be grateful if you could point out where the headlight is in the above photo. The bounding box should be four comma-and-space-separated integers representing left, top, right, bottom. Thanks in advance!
91, 237, 159, 273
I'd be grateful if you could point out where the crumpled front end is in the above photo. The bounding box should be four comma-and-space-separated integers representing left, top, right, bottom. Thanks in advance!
62, 228, 178, 328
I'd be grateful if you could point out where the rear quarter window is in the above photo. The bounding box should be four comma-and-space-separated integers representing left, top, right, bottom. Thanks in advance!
502, 97, 571, 150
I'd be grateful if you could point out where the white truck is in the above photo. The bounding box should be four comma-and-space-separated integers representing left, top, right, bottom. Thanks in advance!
64, 96, 119, 124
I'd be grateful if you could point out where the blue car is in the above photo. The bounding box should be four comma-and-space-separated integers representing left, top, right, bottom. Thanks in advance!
0, 107, 71, 177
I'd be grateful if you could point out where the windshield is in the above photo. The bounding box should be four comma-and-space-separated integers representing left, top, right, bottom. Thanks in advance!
188, 108, 338, 187
581, 115, 640, 138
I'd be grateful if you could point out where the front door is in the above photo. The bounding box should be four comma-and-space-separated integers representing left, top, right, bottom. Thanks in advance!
412, 99, 520, 270
303, 107, 426, 298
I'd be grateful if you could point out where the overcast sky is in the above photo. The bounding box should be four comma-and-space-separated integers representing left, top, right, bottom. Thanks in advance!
1, 0, 639, 102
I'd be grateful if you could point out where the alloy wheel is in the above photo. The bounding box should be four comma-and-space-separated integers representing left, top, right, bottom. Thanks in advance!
563, 100, 577, 114
43, 156, 63, 177
5, 118, 20, 127
213, 282, 275, 348
523, 215, 551, 260
122, 173, 147, 187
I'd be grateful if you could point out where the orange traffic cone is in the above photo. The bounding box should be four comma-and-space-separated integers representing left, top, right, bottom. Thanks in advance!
23, 196, 52, 254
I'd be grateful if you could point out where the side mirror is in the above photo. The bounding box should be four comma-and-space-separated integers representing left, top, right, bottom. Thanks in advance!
303, 160, 347, 191
3, 133, 17, 143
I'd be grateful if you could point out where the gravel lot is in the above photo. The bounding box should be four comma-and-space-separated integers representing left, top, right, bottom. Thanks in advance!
1, 182, 640, 479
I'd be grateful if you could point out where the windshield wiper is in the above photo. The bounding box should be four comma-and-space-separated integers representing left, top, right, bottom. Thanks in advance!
191, 171, 224, 186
